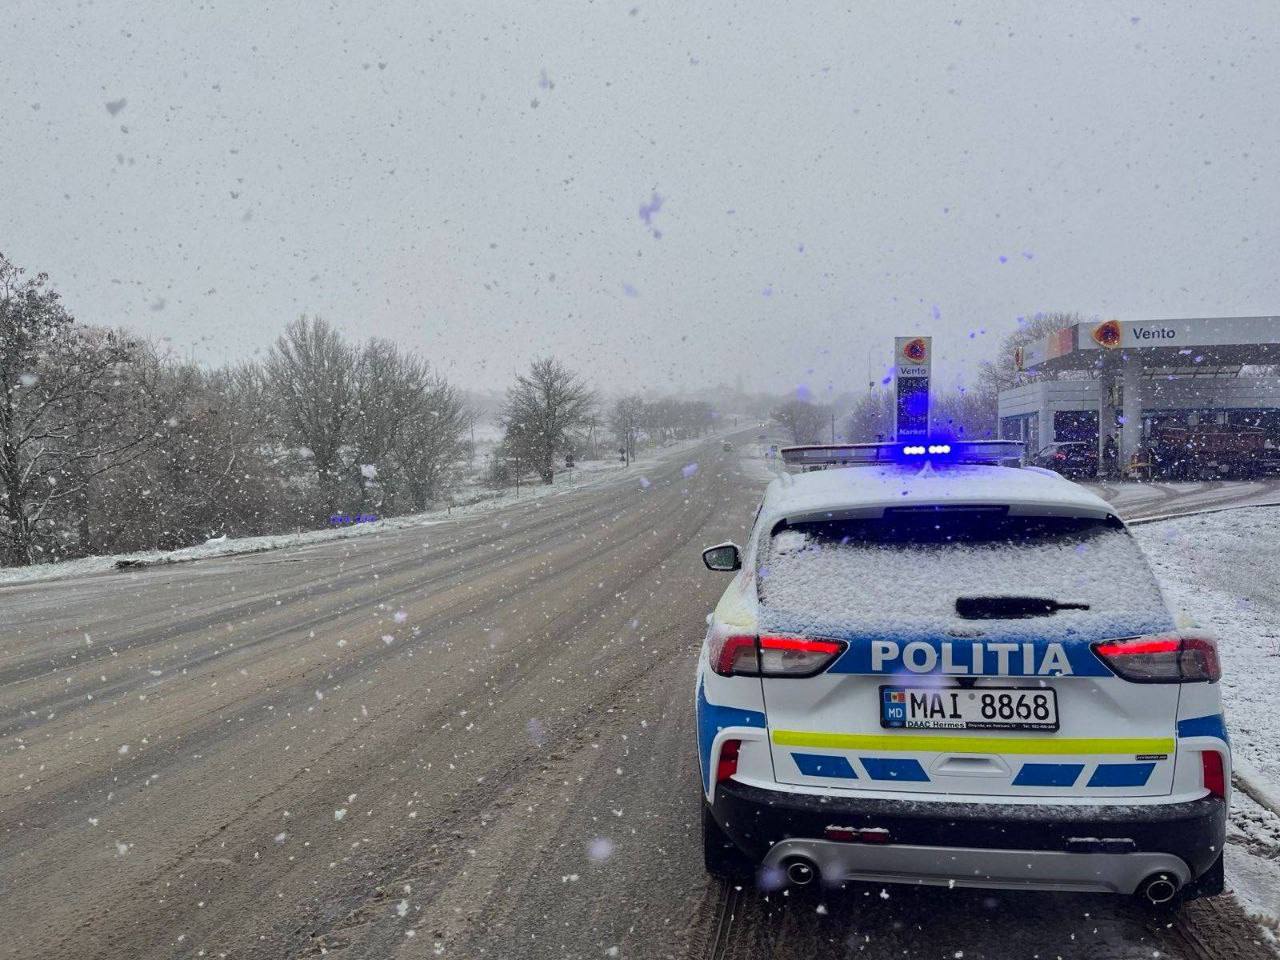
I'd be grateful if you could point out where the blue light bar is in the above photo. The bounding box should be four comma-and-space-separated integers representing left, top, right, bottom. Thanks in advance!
781, 440, 1023, 467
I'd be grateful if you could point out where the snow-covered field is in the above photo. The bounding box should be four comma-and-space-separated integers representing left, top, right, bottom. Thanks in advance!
1134, 506, 1280, 931
0, 435, 714, 588
1134, 508, 1280, 792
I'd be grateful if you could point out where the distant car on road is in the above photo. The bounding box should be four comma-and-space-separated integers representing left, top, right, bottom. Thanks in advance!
1030, 441, 1097, 479
696, 440, 1228, 911
722, 441, 734, 452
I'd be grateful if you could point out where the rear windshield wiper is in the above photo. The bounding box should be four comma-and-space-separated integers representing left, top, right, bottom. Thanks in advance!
955, 596, 1091, 619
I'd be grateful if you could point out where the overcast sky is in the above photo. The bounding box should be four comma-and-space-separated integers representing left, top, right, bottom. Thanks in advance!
4, 1, 1279, 398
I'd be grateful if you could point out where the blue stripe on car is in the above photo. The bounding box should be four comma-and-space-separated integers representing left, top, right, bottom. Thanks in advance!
1177, 714, 1229, 744
822, 635, 1117, 678
696, 680, 767, 792
861, 758, 929, 782
791, 753, 857, 779
1087, 762, 1155, 788
1012, 763, 1084, 787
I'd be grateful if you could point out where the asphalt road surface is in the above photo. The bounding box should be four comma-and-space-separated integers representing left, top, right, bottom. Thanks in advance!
2, 438, 1277, 960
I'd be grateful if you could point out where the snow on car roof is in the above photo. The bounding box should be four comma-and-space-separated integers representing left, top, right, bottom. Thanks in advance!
760, 463, 1116, 528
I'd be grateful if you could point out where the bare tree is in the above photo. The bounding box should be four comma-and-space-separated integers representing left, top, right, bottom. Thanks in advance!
265, 316, 359, 511
501, 358, 595, 483
844, 389, 894, 442
350, 338, 430, 510
93, 354, 284, 551
771, 398, 830, 444
609, 395, 644, 462
394, 376, 468, 509
975, 311, 1087, 400
843, 386, 996, 444
0, 273, 480, 564
0, 254, 164, 565
932, 388, 998, 439
579, 410, 602, 460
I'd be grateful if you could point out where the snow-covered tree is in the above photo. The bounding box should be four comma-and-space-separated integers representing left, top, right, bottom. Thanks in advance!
391, 374, 469, 510
264, 316, 360, 511
0, 253, 160, 565
771, 398, 831, 445
500, 358, 595, 483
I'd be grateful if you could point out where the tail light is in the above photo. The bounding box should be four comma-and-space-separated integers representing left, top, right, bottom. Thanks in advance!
716, 739, 741, 783
1091, 633, 1220, 683
710, 635, 760, 676
1200, 751, 1226, 799
710, 634, 845, 678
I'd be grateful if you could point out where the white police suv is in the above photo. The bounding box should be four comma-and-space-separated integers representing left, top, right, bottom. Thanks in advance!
696, 440, 1229, 909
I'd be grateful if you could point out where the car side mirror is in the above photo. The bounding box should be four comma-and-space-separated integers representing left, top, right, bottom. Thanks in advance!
702, 542, 741, 572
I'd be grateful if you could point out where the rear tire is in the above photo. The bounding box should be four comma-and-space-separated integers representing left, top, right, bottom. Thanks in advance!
1187, 852, 1225, 900
702, 805, 752, 880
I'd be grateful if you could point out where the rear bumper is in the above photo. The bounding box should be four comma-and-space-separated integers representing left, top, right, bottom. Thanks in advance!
711, 780, 1226, 895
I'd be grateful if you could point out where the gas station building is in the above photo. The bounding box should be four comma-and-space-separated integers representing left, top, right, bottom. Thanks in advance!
997, 317, 1280, 473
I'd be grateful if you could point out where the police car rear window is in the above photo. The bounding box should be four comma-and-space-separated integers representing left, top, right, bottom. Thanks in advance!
757, 513, 1171, 641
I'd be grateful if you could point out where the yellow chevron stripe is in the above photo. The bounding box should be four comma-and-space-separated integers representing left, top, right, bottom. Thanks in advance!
772, 730, 1174, 756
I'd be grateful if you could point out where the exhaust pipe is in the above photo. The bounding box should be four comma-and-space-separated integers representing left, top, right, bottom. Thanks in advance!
782, 856, 818, 887
1137, 872, 1180, 906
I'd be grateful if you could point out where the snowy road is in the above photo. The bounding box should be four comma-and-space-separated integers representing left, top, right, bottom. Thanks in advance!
1, 440, 1276, 959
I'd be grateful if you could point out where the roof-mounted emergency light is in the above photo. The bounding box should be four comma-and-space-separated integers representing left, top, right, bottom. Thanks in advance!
781, 440, 1024, 468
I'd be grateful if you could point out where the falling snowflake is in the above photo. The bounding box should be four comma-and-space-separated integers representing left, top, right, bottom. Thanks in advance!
638, 192, 663, 226
588, 837, 615, 861
638, 192, 664, 238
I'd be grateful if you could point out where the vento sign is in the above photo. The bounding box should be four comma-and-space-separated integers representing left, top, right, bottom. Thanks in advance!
1080, 317, 1280, 352
894, 336, 931, 440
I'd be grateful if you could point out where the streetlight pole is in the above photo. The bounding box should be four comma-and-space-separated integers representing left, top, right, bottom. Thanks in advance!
511, 425, 522, 498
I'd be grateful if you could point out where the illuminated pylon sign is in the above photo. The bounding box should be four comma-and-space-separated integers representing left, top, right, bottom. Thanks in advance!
893, 336, 931, 440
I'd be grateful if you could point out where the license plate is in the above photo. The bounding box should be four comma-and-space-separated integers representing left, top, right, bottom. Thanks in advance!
880, 686, 1059, 731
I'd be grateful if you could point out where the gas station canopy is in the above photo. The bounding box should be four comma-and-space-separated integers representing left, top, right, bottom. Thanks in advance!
1000, 316, 1280, 478
1016, 317, 1280, 374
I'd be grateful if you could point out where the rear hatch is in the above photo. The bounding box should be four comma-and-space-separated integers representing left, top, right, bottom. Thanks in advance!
756, 507, 1179, 798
